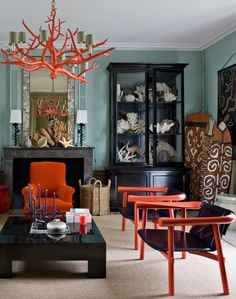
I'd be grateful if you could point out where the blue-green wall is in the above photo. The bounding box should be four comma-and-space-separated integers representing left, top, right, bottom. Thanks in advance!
0, 50, 203, 170
204, 31, 236, 119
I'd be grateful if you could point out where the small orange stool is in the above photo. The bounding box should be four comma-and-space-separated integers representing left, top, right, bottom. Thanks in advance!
0, 184, 10, 213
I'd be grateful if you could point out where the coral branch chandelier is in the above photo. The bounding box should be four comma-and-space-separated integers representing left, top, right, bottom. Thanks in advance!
0, 0, 114, 83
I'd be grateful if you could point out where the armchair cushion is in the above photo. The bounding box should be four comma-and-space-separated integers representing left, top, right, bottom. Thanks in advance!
21, 162, 75, 214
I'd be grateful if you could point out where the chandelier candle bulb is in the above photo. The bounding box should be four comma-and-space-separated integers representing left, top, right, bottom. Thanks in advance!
18, 31, 26, 43
9, 31, 18, 45
85, 34, 94, 46
85, 34, 94, 53
40, 30, 48, 42
77, 31, 85, 43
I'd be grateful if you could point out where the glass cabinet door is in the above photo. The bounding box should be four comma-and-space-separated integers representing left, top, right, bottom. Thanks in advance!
148, 69, 184, 165
115, 71, 146, 164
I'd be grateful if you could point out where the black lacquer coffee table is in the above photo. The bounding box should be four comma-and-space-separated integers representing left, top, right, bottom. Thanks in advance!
0, 217, 106, 278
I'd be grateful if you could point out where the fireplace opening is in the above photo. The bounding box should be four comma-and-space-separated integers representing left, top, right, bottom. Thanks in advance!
13, 158, 84, 209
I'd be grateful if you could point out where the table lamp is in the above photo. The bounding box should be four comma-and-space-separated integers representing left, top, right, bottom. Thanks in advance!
10, 109, 22, 146
76, 110, 88, 146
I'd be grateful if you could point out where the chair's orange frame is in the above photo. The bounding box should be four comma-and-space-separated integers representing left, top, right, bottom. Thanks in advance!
136, 201, 235, 296
118, 186, 186, 250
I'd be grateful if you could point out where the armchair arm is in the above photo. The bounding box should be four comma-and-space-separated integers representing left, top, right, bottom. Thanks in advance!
136, 201, 201, 209
158, 213, 236, 227
129, 193, 186, 203
118, 186, 180, 208
56, 185, 75, 202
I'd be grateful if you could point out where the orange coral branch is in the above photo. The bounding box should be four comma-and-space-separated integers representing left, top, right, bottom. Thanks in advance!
0, 2, 114, 83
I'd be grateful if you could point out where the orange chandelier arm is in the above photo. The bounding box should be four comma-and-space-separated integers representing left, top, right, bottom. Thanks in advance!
0, 1, 114, 83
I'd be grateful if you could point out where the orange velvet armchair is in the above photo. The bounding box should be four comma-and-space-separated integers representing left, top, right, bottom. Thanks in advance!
22, 162, 75, 214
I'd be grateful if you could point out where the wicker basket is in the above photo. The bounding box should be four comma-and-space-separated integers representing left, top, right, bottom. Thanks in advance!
79, 178, 111, 216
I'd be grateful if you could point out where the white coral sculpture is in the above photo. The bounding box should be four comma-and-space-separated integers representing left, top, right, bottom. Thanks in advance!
134, 85, 145, 102
117, 143, 136, 162
133, 120, 145, 134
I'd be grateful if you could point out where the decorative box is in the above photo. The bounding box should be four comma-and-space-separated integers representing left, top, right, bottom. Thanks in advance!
66, 208, 92, 223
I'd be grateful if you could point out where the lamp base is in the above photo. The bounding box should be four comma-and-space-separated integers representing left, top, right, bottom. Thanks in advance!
77, 123, 85, 147
12, 123, 20, 146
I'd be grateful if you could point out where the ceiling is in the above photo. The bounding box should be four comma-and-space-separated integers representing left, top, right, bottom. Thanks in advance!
0, 0, 236, 51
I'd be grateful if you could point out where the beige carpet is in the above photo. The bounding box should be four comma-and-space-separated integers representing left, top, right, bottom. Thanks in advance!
0, 212, 236, 299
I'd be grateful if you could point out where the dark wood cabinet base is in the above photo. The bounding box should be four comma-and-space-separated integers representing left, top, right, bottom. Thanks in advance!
106, 166, 189, 210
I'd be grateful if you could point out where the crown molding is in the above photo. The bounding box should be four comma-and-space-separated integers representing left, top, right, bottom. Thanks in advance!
105, 42, 201, 51
198, 18, 236, 50
0, 19, 235, 52
0, 41, 202, 51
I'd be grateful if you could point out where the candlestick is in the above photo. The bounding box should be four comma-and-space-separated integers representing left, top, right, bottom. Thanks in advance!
31, 187, 34, 210
32, 197, 36, 222
28, 183, 31, 209
80, 214, 87, 225
38, 183, 41, 209
45, 189, 48, 217
53, 192, 56, 215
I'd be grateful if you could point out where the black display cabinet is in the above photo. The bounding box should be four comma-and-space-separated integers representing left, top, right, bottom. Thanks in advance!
106, 63, 189, 210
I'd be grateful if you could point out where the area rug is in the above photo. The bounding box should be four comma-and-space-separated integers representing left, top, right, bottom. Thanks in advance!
0, 213, 236, 299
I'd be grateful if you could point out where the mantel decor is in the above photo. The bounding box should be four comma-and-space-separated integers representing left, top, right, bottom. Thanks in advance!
0, 0, 114, 83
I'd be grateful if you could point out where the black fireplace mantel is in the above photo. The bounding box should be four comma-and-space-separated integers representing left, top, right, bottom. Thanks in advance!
3, 147, 94, 207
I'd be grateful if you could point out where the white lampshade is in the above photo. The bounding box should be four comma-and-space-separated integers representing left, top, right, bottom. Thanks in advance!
10, 109, 22, 124
76, 110, 88, 124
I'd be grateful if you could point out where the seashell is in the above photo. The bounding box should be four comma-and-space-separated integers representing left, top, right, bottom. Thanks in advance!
164, 91, 177, 102
156, 82, 171, 92
134, 85, 145, 102
125, 94, 136, 102
117, 119, 129, 133
156, 141, 178, 162
156, 121, 175, 134
160, 123, 168, 134
156, 123, 161, 134
126, 112, 138, 130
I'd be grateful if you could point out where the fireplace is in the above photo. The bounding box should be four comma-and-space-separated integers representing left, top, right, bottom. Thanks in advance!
3, 147, 93, 209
